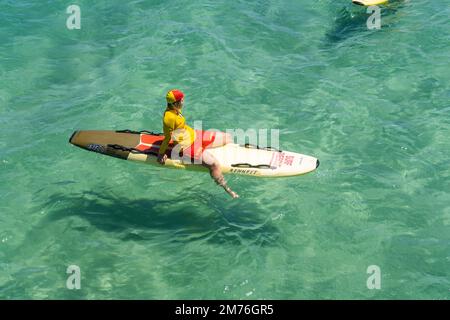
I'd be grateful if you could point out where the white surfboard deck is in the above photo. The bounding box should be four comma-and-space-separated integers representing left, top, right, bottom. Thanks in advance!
352, 0, 389, 6
128, 143, 319, 178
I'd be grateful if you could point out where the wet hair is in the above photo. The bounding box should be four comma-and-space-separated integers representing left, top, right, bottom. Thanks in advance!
167, 100, 182, 109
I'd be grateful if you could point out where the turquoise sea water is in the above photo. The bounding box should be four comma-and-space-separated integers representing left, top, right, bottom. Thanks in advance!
1, 0, 449, 299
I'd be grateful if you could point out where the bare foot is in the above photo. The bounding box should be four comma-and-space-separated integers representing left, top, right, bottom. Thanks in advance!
228, 190, 239, 199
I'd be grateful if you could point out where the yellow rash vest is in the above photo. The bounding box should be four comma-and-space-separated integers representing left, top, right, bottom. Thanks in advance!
158, 108, 196, 156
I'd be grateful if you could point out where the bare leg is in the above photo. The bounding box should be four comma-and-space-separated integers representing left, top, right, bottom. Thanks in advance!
202, 149, 239, 199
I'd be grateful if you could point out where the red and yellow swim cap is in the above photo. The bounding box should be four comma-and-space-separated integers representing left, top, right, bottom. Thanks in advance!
166, 89, 184, 104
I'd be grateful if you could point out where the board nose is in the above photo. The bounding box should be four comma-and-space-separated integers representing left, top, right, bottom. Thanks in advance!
69, 131, 78, 144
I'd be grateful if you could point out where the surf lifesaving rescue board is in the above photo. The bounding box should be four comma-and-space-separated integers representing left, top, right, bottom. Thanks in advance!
352, 0, 389, 7
352, 0, 388, 5
69, 130, 319, 178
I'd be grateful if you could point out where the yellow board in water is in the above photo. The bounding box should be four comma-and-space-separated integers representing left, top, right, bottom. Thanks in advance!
352, 0, 389, 6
